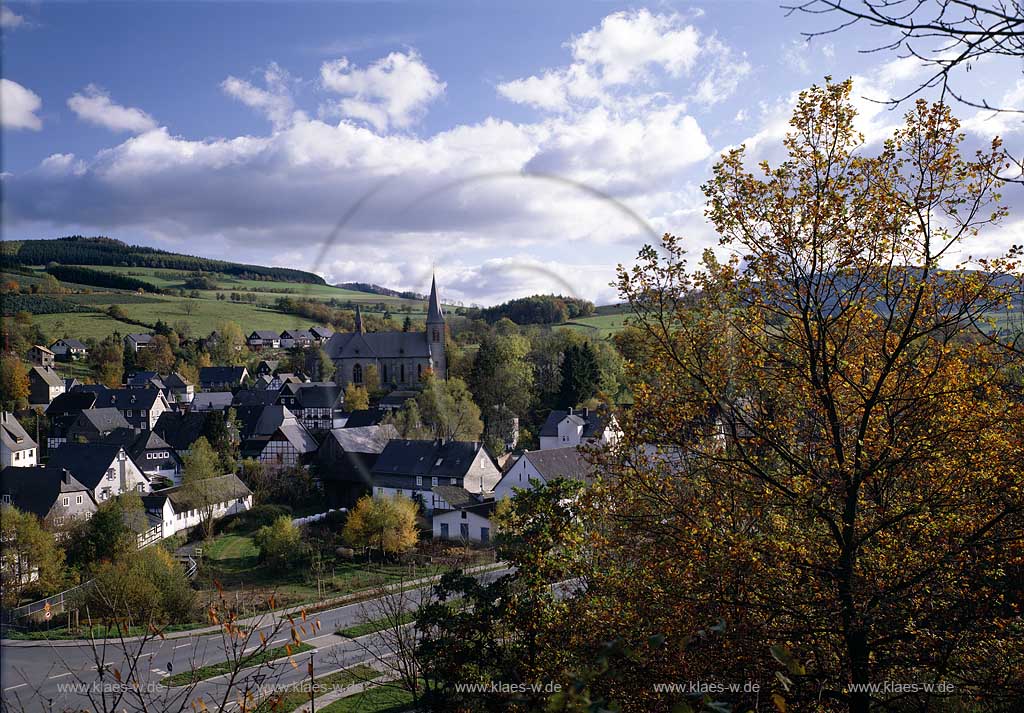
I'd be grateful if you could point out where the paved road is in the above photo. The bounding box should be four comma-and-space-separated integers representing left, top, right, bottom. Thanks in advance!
1, 567, 511, 713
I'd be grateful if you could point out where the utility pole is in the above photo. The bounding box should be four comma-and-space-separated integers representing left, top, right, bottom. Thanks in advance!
308, 654, 315, 713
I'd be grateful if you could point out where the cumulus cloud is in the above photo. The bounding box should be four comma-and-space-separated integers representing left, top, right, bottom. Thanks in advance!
67, 85, 158, 133
319, 50, 445, 132
1, 79, 43, 130
1, 6, 24, 28
222, 62, 304, 130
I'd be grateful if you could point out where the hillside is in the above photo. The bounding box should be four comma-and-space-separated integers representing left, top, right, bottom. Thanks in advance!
2, 236, 326, 285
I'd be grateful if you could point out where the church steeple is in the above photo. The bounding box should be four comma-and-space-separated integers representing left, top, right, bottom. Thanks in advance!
355, 304, 364, 334
427, 273, 444, 323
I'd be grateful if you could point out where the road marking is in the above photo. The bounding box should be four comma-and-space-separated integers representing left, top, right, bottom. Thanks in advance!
48, 672, 73, 679
3, 683, 27, 691
174, 642, 191, 649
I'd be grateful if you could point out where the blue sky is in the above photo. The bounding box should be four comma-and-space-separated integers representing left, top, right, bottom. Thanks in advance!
3, 1, 1022, 305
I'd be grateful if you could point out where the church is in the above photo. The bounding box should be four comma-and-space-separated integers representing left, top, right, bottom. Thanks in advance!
325, 276, 447, 390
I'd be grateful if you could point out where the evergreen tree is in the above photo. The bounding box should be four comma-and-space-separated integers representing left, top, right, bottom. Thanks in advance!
558, 342, 600, 408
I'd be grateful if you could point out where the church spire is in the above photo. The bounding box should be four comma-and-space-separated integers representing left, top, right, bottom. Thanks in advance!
355, 304, 364, 334
427, 273, 444, 323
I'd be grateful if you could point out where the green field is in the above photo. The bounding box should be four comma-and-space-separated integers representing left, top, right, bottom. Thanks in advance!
561, 313, 631, 338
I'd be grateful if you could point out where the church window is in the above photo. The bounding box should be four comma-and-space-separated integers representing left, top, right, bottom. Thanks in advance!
400, 364, 405, 382
417, 364, 423, 380
382, 364, 388, 382
432, 328, 440, 342
353, 363, 363, 384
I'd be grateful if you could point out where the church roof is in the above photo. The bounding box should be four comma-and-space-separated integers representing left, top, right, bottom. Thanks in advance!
325, 331, 431, 359
427, 274, 444, 322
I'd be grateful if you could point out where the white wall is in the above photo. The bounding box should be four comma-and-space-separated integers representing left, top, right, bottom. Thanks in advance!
493, 455, 546, 501
432, 509, 493, 543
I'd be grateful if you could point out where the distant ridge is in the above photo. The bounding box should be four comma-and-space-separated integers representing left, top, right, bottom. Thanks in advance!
1, 236, 326, 285
336, 282, 425, 300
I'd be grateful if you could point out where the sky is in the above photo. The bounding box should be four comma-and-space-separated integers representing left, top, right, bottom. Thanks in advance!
2, 1, 1022, 306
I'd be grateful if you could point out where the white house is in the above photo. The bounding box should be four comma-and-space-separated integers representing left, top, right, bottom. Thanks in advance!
48, 442, 151, 504
142, 474, 253, 539
1, 413, 37, 468
538, 408, 622, 451
430, 486, 496, 543
248, 330, 281, 350
494, 446, 595, 501
124, 333, 154, 353
50, 338, 89, 361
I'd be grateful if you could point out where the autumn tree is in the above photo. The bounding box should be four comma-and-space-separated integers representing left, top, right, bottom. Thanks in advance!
469, 332, 535, 427
253, 515, 307, 569
89, 335, 124, 388
590, 80, 1024, 712
181, 436, 221, 539
208, 320, 245, 366
343, 494, 418, 558
0, 355, 30, 410
136, 334, 175, 373
0, 504, 66, 606
344, 382, 370, 411
415, 373, 484, 442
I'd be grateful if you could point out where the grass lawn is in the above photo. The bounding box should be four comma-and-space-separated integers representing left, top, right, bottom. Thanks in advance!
561, 313, 631, 338
320, 683, 417, 713
197, 532, 438, 607
161, 642, 313, 687
336, 612, 414, 638
253, 664, 382, 712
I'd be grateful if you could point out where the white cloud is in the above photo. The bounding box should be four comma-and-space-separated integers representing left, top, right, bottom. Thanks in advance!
1, 6, 24, 28
782, 40, 811, 74
961, 80, 1024, 138
222, 62, 304, 129
319, 50, 445, 132
67, 85, 158, 133
694, 37, 751, 106
571, 9, 700, 85
0, 79, 43, 130
497, 72, 572, 113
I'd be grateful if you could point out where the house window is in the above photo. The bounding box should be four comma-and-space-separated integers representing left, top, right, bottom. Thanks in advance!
1, 494, 10, 504
481, 527, 490, 543
106, 469, 115, 481
137, 484, 144, 492
461, 511, 467, 520
140, 409, 147, 417
417, 364, 423, 380
62, 497, 69, 507
397, 489, 403, 496
416, 476, 422, 487
353, 363, 363, 384
400, 364, 405, 382
382, 364, 388, 382
431, 477, 438, 487
377, 487, 384, 495
440, 523, 449, 539
76, 495, 83, 505
54, 517, 64, 526
450, 478, 457, 486
126, 410, 133, 417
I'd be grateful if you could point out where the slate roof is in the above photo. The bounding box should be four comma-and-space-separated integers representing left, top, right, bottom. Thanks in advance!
126, 430, 175, 459
71, 407, 131, 435
199, 366, 248, 385
192, 392, 234, 411
234, 389, 280, 407
48, 442, 145, 490
126, 333, 153, 345
93, 388, 163, 411
256, 360, 280, 372
522, 447, 595, 483
52, 338, 87, 350
324, 331, 431, 360
372, 439, 487, 480
126, 371, 158, 385
430, 485, 479, 509
343, 409, 387, 428
377, 391, 418, 409
145, 473, 250, 512
539, 409, 610, 439
45, 391, 98, 417
282, 329, 315, 340
163, 372, 192, 389
153, 411, 208, 451
427, 275, 444, 322
325, 424, 397, 454
1, 412, 35, 453
250, 330, 280, 340
0, 466, 93, 519
31, 366, 64, 388
310, 326, 334, 339
293, 383, 343, 409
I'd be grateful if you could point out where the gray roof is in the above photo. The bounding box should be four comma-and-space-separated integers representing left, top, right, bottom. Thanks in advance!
326, 424, 397, 455
48, 442, 148, 490
153, 411, 208, 451
163, 372, 192, 389
192, 392, 234, 410
325, 331, 431, 360
147, 473, 251, 512
372, 439, 488, 480
1, 412, 36, 453
72, 407, 131, 434
52, 338, 88, 350
93, 388, 163, 411
293, 383, 343, 409
126, 333, 153, 344
46, 391, 98, 417
282, 329, 315, 340
250, 330, 280, 340
199, 366, 248, 384
522, 447, 595, 483
430, 485, 478, 509
1, 466, 93, 518
310, 326, 334, 339
539, 409, 610, 439
31, 366, 64, 388
277, 419, 319, 453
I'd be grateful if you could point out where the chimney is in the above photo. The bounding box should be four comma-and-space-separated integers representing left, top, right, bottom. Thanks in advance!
568, 407, 573, 415
584, 407, 589, 417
